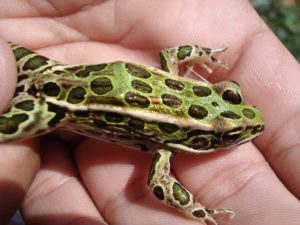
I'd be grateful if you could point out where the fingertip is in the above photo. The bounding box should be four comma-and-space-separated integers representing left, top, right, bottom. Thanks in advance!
0, 39, 17, 112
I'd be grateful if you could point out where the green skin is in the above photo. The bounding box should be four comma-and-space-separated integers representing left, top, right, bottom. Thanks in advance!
0, 43, 265, 225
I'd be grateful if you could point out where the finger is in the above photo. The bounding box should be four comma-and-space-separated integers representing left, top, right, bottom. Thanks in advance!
0, 39, 17, 111
76, 140, 198, 225
175, 143, 300, 225
22, 136, 106, 225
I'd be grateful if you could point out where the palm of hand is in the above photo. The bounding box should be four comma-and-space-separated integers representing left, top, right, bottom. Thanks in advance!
0, 1, 299, 225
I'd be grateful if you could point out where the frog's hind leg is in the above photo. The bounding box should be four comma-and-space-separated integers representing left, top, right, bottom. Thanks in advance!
0, 44, 67, 143
159, 45, 228, 76
148, 149, 235, 225
0, 94, 62, 143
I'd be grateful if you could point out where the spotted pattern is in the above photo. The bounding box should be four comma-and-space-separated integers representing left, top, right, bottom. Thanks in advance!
159, 52, 169, 72
192, 209, 206, 218
0, 114, 28, 134
193, 86, 212, 97
15, 100, 34, 111
125, 63, 151, 78
17, 74, 29, 82
67, 87, 86, 104
23, 55, 48, 71
132, 80, 153, 93
43, 82, 61, 97
14, 85, 25, 96
65, 66, 82, 73
125, 92, 150, 108
75, 64, 107, 78
222, 89, 242, 105
242, 108, 256, 119
177, 45, 193, 60
47, 103, 66, 127
53, 70, 64, 75
153, 185, 165, 200
13, 47, 34, 61
165, 79, 185, 90
212, 102, 219, 107
27, 85, 38, 96
128, 118, 145, 130
188, 105, 208, 119
220, 111, 241, 119
91, 77, 113, 95
158, 122, 179, 134
172, 182, 190, 205
165, 129, 220, 150
161, 94, 182, 108
105, 112, 124, 123
2, 44, 266, 225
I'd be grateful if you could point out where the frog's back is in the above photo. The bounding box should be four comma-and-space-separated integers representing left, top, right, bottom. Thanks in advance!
32, 61, 264, 153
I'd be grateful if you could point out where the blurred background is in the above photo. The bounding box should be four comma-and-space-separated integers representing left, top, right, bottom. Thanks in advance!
251, 0, 300, 60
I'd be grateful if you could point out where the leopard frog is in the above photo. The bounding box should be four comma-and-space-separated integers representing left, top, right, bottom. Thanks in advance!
0, 43, 265, 225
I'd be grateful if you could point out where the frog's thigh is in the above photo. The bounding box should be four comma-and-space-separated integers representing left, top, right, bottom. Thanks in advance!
0, 96, 53, 142
148, 149, 235, 225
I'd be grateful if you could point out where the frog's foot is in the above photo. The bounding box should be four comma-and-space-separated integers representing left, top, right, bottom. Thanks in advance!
199, 47, 229, 72
184, 47, 228, 75
198, 208, 235, 225
148, 149, 235, 225
159, 45, 228, 75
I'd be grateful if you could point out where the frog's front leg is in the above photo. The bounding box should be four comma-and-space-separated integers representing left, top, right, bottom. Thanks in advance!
148, 149, 234, 225
159, 45, 228, 75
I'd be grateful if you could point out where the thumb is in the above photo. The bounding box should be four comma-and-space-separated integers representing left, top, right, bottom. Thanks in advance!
0, 40, 39, 225
0, 39, 17, 111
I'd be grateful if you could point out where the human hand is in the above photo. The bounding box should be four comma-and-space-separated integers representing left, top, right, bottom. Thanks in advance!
0, 1, 300, 225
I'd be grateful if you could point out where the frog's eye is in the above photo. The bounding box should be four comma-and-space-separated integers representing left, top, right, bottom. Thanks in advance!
222, 89, 242, 105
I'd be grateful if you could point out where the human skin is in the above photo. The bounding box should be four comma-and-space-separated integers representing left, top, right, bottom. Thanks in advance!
0, 1, 300, 225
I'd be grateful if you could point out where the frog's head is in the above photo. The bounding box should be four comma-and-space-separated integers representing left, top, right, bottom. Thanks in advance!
211, 81, 265, 148
164, 80, 265, 154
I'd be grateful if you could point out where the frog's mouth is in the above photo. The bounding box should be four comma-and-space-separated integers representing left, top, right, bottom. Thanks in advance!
220, 127, 244, 145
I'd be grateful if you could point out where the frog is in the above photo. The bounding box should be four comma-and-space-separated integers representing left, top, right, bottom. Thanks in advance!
0, 43, 265, 224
